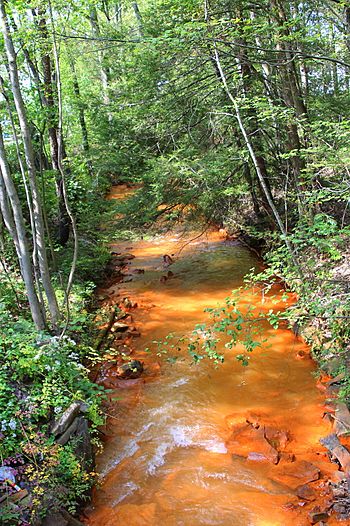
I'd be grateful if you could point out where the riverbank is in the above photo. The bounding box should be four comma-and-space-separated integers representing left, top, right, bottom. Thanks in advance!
0, 181, 112, 525
0, 291, 103, 525
232, 224, 350, 521
232, 225, 350, 521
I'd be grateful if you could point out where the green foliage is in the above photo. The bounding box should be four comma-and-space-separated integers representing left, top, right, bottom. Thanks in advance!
0, 305, 104, 458
150, 289, 283, 367
2, 436, 96, 524
0, 280, 105, 524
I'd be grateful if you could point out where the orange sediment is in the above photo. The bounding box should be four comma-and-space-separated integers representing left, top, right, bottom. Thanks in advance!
84, 186, 340, 526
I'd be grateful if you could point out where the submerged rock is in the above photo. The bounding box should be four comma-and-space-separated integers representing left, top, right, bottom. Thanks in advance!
115, 378, 145, 388
131, 268, 145, 274
296, 483, 317, 501
226, 417, 290, 466
116, 360, 144, 379
264, 426, 289, 451
113, 253, 135, 262
271, 460, 320, 490
226, 423, 279, 464
87, 503, 156, 526
279, 451, 296, 463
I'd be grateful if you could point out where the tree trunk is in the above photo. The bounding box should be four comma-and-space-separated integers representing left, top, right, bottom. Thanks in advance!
115, 3, 122, 24
0, 0, 60, 326
0, 75, 45, 308
237, 52, 273, 206
7, 13, 45, 107
48, 0, 79, 337
0, 126, 46, 329
132, 2, 143, 36
345, 7, 350, 53
33, 8, 70, 246
89, 6, 112, 119
213, 47, 299, 270
269, 0, 308, 215
69, 58, 93, 176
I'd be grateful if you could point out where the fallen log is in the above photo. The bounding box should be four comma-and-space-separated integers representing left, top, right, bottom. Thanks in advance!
95, 308, 119, 350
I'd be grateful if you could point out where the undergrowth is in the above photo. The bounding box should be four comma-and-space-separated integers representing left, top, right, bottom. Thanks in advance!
0, 284, 106, 524
0, 179, 113, 524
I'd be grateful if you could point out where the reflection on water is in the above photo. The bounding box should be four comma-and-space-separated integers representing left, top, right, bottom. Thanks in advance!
84, 187, 336, 526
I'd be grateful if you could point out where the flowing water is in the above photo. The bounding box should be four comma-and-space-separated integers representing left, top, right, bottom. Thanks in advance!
84, 186, 337, 526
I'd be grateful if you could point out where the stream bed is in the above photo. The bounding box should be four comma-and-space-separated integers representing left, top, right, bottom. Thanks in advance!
83, 186, 338, 526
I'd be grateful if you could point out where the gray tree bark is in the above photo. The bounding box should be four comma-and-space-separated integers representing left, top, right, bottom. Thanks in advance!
0, 125, 46, 329
213, 48, 300, 271
0, 0, 60, 326
89, 6, 112, 119
33, 7, 70, 247
48, 0, 78, 337
69, 58, 93, 176
0, 75, 46, 312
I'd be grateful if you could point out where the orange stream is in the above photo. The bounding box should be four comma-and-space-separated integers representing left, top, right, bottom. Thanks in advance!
85, 186, 337, 526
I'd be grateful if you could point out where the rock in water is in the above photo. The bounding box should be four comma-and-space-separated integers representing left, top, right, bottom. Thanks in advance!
112, 321, 130, 332
226, 423, 279, 464
271, 460, 320, 490
116, 360, 144, 379
163, 254, 173, 266
320, 433, 350, 474
264, 426, 289, 450
296, 484, 316, 501
308, 507, 329, 524
334, 402, 350, 436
